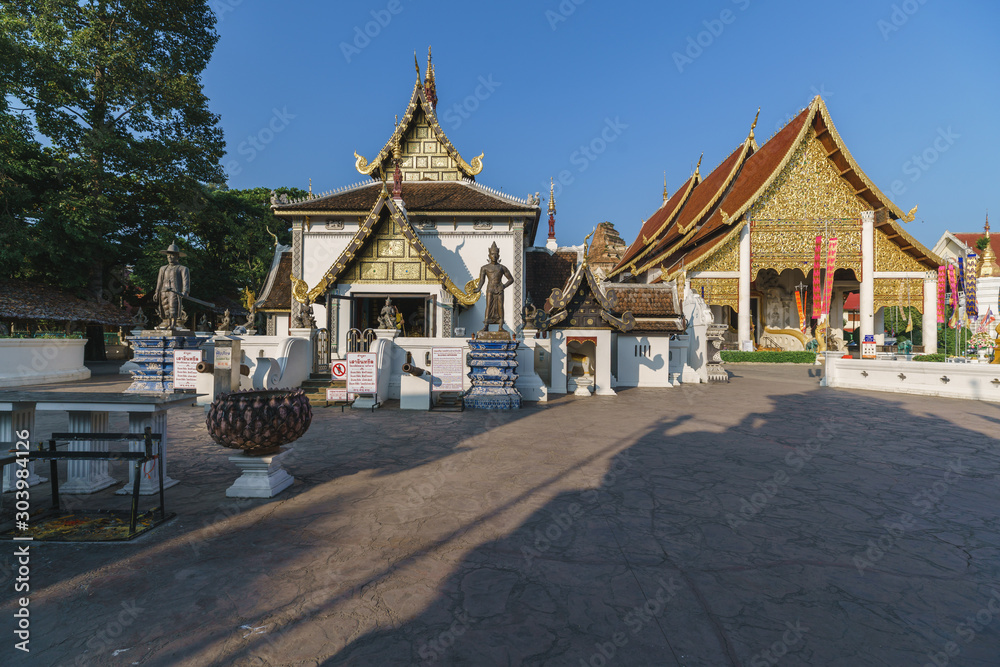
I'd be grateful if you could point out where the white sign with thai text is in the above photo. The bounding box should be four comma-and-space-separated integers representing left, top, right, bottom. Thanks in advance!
347, 352, 377, 394
173, 350, 202, 390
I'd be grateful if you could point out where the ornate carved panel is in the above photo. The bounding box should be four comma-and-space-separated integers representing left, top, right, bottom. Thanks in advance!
395, 111, 465, 181
694, 229, 741, 272
342, 210, 438, 284
874, 228, 927, 273
750, 130, 869, 221
690, 278, 739, 312
751, 219, 862, 281
874, 278, 924, 313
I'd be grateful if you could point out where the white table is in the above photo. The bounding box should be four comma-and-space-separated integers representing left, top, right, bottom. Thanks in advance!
1, 392, 197, 496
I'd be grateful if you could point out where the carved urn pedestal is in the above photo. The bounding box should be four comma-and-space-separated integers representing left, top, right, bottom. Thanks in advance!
206, 388, 312, 498
464, 331, 521, 410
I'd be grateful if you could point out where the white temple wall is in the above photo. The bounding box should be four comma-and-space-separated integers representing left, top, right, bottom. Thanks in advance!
616, 335, 672, 387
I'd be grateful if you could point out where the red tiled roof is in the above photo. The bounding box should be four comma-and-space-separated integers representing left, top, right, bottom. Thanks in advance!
274, 181, 537, 214
616, 175, 695, 270
258, 252, 292, 311
612, 286, 680, 317
672, 143, 748, 236
953, 233, 1000, 260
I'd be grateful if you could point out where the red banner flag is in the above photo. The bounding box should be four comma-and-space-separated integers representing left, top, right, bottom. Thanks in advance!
812, 235, 823, 318
795, 291, 806, 332
823, 237, 839, 316
937, 266, 946, 324
947, 263, 958, 328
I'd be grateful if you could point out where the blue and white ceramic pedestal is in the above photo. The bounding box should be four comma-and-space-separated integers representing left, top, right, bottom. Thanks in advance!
464, 336, 521, 410
125, 331, 205, 393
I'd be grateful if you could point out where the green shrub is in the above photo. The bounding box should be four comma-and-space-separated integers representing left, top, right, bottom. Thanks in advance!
912, 353, 946, 362
720, 351, 817, 364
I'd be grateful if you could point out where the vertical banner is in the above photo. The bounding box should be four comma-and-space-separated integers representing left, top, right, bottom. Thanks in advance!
957, 256, 966, 292
947, 263, 958, 328
937, 266, 946, 324
966, 253, 979, 319
812, 235, 823, 317
822, 237, 838, 316
795, 292, 806, 331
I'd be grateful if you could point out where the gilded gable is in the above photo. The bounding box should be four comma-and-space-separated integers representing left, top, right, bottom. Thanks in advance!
750, 130, 868, 221
343, 210, 438, 284
398, 110, 462, 182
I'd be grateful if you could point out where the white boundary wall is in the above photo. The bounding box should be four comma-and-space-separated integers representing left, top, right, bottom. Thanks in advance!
0, 339, 90, 388
824, 358, 1000, 403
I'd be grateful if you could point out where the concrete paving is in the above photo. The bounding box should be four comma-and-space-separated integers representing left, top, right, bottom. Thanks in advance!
2, 366, 1000, 666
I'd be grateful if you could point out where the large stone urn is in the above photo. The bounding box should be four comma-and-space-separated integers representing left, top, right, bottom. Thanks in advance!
206, 388, 312, 497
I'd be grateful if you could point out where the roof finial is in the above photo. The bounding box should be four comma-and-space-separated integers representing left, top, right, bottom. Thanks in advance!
308, 178, 312, 197
548, 177, 556, 215
694, 153, 703, 178
414, 51, 422, 84
547, 178, 557, 243
663, 171, 668, 202
425, 46, 437, 108
749, 107, 760, 141
986, 211, 991, 238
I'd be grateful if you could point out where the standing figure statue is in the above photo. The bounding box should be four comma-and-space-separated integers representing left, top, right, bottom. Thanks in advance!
155, 243, 191, 330
478, 242, 514, 332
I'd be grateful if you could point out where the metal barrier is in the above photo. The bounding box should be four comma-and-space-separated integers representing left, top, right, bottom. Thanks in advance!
313, 328, 330, 374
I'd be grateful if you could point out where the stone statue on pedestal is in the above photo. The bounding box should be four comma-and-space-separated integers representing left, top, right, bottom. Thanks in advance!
377, 297, 397, 329
478, 242, 514, 333
155, 243, 191, 330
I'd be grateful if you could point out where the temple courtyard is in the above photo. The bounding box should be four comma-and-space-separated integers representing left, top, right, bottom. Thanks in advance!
2, 366, 1000, 666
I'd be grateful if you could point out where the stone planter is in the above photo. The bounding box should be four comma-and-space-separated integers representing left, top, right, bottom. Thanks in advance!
206, 388, 312, 497
0, 338, 89, 388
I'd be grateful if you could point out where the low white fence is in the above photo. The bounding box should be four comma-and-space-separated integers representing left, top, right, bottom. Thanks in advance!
0, 338, 90, 388
823, 358, 1000, 403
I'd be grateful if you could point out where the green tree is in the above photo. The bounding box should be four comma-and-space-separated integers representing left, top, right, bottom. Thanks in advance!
0, 0, 225, 297
883, 306, 922, 346
976, 236, 990, 252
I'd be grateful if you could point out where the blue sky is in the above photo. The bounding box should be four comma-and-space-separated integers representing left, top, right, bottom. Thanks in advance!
204, 0, 999, 250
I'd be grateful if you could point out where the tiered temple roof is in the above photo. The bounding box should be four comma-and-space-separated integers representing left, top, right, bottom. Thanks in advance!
611, 96, 939, 283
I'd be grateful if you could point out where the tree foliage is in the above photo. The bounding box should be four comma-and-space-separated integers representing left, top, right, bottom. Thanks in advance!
1, 0, 225, 297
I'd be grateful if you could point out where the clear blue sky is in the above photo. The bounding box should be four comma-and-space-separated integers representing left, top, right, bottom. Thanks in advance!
204, 0, 999, 251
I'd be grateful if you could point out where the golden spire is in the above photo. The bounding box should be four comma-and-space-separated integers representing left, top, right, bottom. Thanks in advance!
424, 46, 437, 108
663, 172, 668, 202
308, 178, 312, 197
414, 51, 421, 83
980, 211, 999, 278
694, 153, 703, 179
548, 177, 556, 215
749, 107, 760, 142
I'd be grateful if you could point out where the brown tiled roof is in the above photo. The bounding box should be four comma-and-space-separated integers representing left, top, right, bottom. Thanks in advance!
525, 250, 577, 308
611, 286, 680, 317
672, 143, 749, 236
588, 222, 627, 270
273, 181, 537, 214
258, 252, 292, 311
616, 175, 696, 270
0, 280, 132, 325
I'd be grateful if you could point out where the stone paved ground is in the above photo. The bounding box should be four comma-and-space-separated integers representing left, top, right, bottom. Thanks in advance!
2, 366, 1000, 666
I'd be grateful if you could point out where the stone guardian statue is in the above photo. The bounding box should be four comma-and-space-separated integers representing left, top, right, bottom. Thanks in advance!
478, 241, 514, 333
155, 243, 191, 330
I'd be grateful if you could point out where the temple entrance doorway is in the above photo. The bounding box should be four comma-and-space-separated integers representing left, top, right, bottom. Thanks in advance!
352, 294, 435, 337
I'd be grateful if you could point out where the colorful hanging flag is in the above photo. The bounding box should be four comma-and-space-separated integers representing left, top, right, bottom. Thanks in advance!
947, 263, 958, 328
977, 307, 992, 333
822, 237, 839, 316
957, 256, 966, 292
966, 252, 979, 319
937, 266, 946, 324
795, 291, 805, 331
812, 235, 822, 318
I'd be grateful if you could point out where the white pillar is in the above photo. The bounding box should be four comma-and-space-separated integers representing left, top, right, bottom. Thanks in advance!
117, 411, 177, 496
1, 404, 46, 492
594, 330, 616, 396
860, 211, 875, 340
831, 288, 844, 347
923, 272, 938, 353
874, 308, 885, 345
61, 411, 117, 494
738, 222, 751, 347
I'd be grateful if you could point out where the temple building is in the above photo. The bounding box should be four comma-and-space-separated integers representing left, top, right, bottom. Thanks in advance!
609, 96, 942, 352
254, 50, 706, 399
932, 216, 1000, 336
